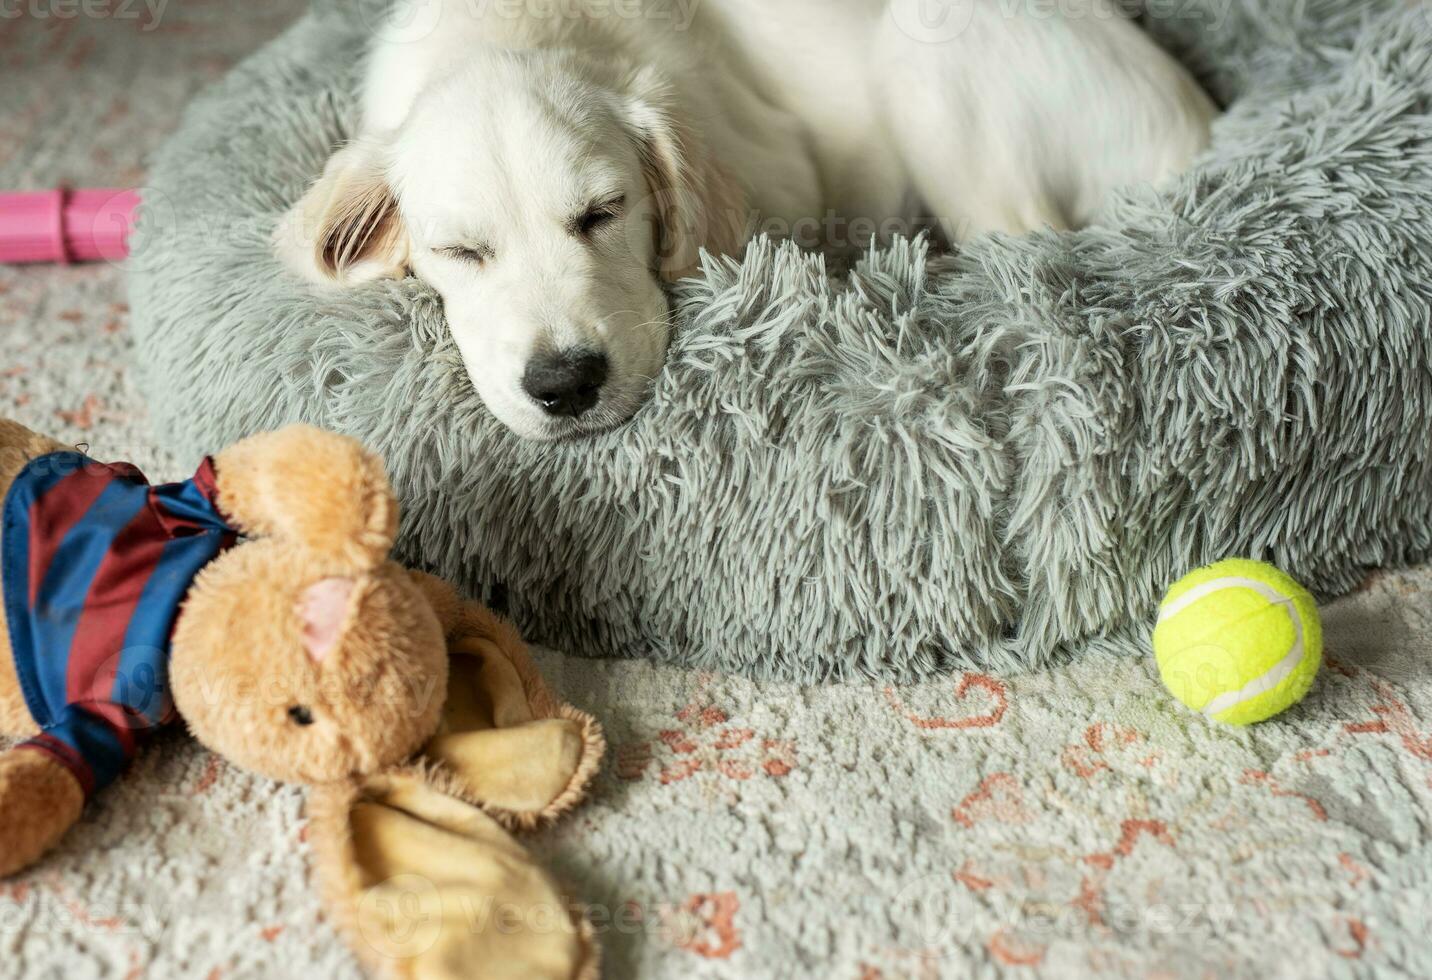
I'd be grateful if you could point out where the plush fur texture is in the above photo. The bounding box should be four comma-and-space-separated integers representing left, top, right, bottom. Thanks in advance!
0, 750, 85, 878
0, 420, 87, 876
306, 595, 604, 980
0, 420, 66, 735
0, 420, 451, 873
278, 0, 1213, 441
0, 412, 605, 980
307, 769, 601, 980
169, 548, 450, 783
130, 0, 1432, 681
211, 423, 399, 569
436, 614, 607, 830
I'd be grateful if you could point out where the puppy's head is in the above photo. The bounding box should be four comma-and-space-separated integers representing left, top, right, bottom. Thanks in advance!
277, 51, 747, 441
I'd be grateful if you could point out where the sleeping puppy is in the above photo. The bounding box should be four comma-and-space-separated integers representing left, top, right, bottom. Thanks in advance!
278, 0, 1216, 440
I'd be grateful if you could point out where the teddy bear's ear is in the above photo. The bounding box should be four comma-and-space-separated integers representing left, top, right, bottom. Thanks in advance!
210, 426, 397, 571
308, 770, 600, 980
297, 577, 358, 664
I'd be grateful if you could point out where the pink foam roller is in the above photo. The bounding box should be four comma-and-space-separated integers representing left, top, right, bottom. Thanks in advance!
0, 188, 141, 264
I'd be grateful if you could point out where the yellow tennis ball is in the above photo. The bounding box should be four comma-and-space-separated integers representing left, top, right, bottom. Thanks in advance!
1153, 559, 1322, 725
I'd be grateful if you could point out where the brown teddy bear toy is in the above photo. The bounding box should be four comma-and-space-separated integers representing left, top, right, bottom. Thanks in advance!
0, 417, 451, 875
0, 415, 603, 946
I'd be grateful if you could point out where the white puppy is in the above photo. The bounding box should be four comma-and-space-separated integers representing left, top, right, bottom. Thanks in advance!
278, 0, 1216, 440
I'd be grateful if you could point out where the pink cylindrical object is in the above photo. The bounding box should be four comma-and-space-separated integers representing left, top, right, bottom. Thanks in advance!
0, 188, 141, 264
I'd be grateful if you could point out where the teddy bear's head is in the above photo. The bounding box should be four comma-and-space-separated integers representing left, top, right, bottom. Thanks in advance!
165, 425, 450, 785
169, 545, 449, 784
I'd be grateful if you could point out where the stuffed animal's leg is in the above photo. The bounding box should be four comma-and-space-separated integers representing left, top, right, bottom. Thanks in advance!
0, 425, 80, 876
0, 749, 84, 877
408, 575, 604, 828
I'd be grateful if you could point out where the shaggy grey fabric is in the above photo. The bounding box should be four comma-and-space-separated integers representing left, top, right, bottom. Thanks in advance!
129, 0, 1432, 682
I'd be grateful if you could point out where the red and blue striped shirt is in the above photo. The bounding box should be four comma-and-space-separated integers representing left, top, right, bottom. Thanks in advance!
2, 450, 235, 797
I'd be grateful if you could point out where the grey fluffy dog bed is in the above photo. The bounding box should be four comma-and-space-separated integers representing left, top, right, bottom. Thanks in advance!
129, 0, 1432, 682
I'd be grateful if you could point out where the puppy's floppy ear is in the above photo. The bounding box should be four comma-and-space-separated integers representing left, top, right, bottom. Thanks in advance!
623, 68, 749, 281
275, 135, 409, 287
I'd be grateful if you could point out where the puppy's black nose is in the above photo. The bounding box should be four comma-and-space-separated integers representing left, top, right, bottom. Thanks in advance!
522, 349, 608, 418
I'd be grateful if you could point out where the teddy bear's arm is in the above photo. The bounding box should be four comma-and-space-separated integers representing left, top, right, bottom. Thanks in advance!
0, 636, 36, 737
210, 426, 396, 570
404, 569, 464, 637
402, 571, 605, 828
0, 418, 66, 734
0, 749, 84, 877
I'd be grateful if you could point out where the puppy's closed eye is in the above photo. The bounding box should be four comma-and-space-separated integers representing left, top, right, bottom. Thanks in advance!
437, 243, 494, 265
573, 196, 625, 238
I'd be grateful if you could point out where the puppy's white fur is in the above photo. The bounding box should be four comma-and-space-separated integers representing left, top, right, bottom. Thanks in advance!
278, 0, 1216, 440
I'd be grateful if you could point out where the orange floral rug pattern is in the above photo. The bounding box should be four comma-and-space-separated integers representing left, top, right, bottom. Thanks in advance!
532, 572, 1432, 978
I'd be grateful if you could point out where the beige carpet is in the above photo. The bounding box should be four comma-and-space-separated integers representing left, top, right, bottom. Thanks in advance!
3, 3, 1432, 978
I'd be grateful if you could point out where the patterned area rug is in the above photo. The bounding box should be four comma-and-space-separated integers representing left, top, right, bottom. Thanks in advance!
3, 4, 1431, 978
